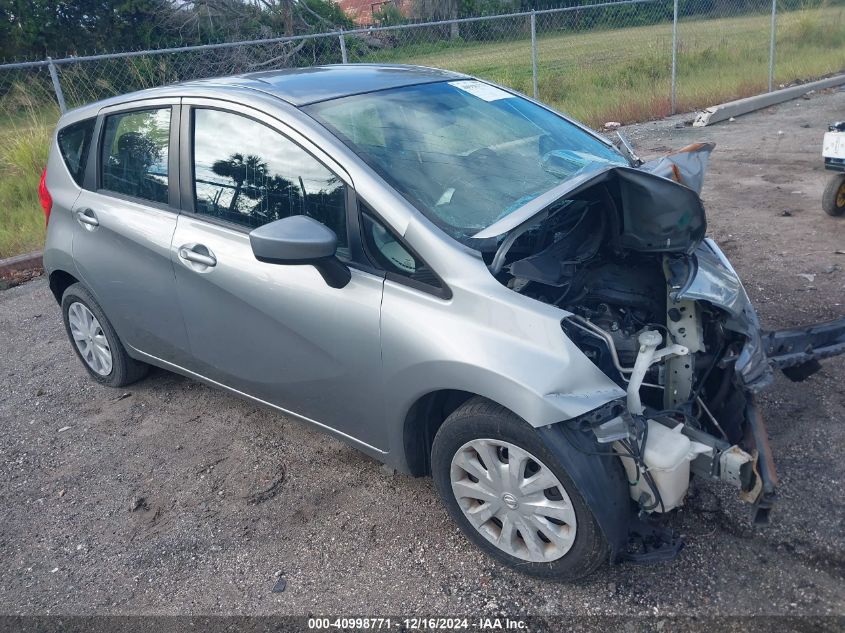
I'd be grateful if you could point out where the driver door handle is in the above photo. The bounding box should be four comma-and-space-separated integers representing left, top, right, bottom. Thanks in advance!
178, 244, 217, 268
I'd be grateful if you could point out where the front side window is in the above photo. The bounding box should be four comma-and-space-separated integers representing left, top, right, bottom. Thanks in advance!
58, 118, 95, 186
306, 81, 627, 243
191, 108, 348, 251
101, 108, 170, 204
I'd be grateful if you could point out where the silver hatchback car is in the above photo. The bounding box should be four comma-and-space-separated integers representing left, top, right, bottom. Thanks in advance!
42, 64, 845, 581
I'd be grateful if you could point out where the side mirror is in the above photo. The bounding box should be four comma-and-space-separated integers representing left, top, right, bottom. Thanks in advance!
249, 215, 351, 289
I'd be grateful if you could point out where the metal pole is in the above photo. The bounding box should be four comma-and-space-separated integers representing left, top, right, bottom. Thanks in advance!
47, 57, 67, 113
530, 11, 538, 100
670, 0, 678, 115
339, 29, 348, 64
768, 0, 777, 92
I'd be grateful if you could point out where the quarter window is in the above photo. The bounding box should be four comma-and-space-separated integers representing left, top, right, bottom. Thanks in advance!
100, 108, 170, 204
191, 108, 348, 251
360, 207, 443, 293
57, 118, 95, 186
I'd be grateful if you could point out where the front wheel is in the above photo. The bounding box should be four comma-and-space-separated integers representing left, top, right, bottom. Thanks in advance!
431, 397, 608, 581
822, 174, 845, 216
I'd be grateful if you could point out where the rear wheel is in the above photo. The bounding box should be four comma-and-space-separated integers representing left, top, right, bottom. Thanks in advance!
822, 174, 845, 216
61, 283, 149, 387
431, 397, 608, 581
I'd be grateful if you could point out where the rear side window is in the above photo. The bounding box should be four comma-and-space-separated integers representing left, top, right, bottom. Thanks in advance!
57, 119, 95, 186
100, 108, 170, 204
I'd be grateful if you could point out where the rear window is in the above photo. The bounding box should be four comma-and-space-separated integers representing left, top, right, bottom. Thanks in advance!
57, 119, 95, 186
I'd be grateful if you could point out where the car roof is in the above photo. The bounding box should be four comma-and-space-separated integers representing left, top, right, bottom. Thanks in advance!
56, 64, 471, 129
184, 64, 468, 106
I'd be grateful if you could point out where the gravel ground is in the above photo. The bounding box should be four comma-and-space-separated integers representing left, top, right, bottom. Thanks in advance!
1, 89, 844, 621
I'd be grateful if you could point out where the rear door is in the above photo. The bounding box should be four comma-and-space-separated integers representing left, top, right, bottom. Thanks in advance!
72, 98, 191, 365
170, 101, 386, 450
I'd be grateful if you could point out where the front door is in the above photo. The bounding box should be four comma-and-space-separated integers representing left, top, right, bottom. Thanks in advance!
171, 104, 386, 450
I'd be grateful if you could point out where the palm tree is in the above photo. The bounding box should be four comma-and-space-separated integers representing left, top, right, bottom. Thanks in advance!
211, 153, 268, 213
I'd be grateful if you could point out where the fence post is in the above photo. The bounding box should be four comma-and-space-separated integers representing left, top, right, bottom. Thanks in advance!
339, 29, 348, 64
47, 57, 67, 113
670, 0, 678, 115
768, 0, 777, 92
530, 11, 538, 100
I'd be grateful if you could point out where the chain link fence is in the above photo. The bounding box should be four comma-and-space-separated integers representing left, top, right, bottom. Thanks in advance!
2, 0, 844, 128
1, 0, 844, 256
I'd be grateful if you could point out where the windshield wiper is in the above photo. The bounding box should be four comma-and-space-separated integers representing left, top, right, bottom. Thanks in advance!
615, 132, 642, 166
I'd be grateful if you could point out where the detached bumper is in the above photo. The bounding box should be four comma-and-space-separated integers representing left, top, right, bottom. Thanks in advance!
743, 317, 845, 523
735, 316, 845, 390
763, 317, 845, 377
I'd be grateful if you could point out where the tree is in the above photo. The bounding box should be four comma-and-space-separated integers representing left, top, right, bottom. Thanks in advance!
412, 0, 460, 37
1, 0, 178, 59
1, 0, 353, 61
211, 153, 269, 213
165, 0, 352, 43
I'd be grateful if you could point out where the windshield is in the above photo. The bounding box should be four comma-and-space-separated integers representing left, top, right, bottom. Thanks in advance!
305, 80, 627, 242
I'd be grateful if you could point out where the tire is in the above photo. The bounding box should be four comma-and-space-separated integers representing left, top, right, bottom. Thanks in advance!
61, 283, 149, 387
431, 397, 608, 582
822, 174, 845, 217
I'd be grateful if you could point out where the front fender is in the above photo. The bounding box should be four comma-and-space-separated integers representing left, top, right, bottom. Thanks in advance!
388, 359, 625, 436
380, 279, 625, 434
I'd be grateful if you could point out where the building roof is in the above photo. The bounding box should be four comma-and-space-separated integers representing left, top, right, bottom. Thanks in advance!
212, 64, 466, 106
336, 0, 378, 25
335, 0, 411, 26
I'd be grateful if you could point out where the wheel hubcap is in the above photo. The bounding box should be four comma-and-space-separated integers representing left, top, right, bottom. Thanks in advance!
837, 182, 845, 208
450, 439, 577, 562
68, 302, 112, 376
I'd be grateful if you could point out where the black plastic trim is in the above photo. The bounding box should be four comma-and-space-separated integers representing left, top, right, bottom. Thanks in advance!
384, 271, 452, 300
178, 103, 193, 213
168, 103, 181, 210
82, 116, 102, 191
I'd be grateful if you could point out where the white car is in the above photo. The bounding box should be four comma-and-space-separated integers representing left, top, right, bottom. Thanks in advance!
822, 121, 845, 216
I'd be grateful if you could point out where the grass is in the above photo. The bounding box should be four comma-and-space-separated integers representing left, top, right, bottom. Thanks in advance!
0, 94, 56, 259
0, 4, 843, 258
363, 4, 845, 126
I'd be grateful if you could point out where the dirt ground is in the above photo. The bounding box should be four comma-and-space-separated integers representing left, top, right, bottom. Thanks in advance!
1, 89, 844, 622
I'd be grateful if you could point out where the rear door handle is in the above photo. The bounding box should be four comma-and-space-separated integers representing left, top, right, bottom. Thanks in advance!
178, 244, 217, 268
75, 208, 99, 228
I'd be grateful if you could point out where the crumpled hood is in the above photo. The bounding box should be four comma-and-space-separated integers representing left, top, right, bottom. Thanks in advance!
473, 143, 715, 257
639, 142, 714, 195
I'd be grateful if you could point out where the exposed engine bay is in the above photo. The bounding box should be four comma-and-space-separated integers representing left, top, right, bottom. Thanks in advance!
498, 178, 759, 516
477, 143, 845, 545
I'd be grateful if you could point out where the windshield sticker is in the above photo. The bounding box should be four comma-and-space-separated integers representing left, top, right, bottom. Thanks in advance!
449, 80, 514, 102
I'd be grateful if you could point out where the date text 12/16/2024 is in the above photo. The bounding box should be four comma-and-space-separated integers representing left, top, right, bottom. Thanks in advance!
307, 617, 528, 630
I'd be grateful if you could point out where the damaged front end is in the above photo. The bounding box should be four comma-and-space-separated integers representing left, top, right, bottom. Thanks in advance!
475, 143, 845, 561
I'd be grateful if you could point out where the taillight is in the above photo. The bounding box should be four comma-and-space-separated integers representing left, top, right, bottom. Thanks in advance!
38, 168, 52, 225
